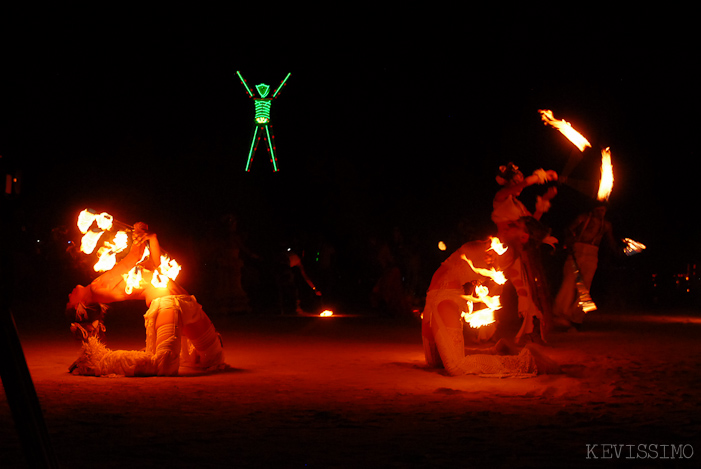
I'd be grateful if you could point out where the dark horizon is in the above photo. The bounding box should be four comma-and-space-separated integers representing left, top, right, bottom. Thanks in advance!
2, 11, 699, 292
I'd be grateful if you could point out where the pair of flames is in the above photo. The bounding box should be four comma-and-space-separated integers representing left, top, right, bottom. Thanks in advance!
459, 237, 508, 329
78, 210, 129, 272
539, 109, 614, 201
77, 209, 181, 293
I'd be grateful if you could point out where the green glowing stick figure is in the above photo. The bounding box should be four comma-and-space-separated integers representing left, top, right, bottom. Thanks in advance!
236, 71, 291, 172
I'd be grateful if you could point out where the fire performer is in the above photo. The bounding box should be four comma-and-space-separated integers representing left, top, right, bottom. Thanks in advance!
553, 204, 618, 328
66, 222, 225, 376
421, 221, 560, 377
492, 163, 558, 344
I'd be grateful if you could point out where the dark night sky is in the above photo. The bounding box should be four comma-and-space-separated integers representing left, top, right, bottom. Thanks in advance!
2, 8, 699, 275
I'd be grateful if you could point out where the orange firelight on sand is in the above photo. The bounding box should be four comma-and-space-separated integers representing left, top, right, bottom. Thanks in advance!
538, 109, 592, 152
320, 310, 334, 317
597, 147, 614, 202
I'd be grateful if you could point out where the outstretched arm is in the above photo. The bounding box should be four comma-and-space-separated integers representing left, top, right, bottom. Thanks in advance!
494, 169, 557, 203
236, 70, 254, 98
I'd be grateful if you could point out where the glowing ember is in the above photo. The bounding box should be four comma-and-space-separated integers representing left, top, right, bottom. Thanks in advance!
320, 310, 334, 317
461, 255, 507, 285
623, 238, 646, 256
597, 147, 614, 201
438, 241, 447, 251
538, 109, 591, 152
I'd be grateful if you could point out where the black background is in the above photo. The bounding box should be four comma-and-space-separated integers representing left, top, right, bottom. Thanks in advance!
2, 7, 698, 297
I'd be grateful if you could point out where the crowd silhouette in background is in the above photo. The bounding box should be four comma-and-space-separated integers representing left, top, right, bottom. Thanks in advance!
5, 192, 664, 341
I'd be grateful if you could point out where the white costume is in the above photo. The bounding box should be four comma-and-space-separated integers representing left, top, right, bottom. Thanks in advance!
421, 240, 558, 377
73, 295, 224, 377
492, 196, 547, 343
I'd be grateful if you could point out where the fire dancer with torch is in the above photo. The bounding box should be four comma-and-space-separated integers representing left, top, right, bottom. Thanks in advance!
421, 222, 560, 377
553, 147, 632, 327
66, 213, 225, 376
492, 163, 559, 344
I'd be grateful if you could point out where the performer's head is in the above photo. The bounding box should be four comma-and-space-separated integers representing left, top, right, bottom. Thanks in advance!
65, 285, 106, 322
592, 203, 607, 219
66, 285, 89, 312
495, 162, 523, 186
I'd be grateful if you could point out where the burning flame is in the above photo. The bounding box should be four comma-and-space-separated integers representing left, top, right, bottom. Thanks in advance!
461, 308, 497, 329
597, 147, 614, 201
78, 210, 116, 255
79, 230, 104, 255
152, 253, 181, 288
320, 310, 334, 317
457, 241, 509, 329
123, 246, 182, 291
622, 238, 646, 256
77, 210, 128, 270
461, 285, 501, 328
538, 109, 591, 152
77, 210, 114, 234
93, 231, 129, 272
122, 266, 143, 295
488, 237, 508, 256
461, 256, 507, 285
76, 209, 182, 293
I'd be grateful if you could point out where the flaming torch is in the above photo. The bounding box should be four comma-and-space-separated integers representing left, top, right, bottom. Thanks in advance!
538, 109, 592, 152
622, 238, 646, 256
597, 147, 614, 201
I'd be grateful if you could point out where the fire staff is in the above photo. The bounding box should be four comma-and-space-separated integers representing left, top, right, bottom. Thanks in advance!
66, 223, 225, 376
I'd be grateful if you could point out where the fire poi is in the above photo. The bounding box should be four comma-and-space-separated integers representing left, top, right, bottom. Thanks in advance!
67, 210, 225, 377
421, 227, 560, 377
237, 70, 291, 172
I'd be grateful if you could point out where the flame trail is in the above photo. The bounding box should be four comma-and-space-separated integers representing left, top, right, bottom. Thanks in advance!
461, 256, 507, 285
538, 109, 591, 152
597, 147, 614, 201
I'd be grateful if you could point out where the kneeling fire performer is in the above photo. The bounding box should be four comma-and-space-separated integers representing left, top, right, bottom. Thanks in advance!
421, 220, 559, 377
66, 221, 225, 376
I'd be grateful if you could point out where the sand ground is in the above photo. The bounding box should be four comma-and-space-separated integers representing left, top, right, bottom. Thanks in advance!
2, 305, 700, 468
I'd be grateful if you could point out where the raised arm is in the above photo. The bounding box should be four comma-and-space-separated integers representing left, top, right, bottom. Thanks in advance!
494, 169, 557, 203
